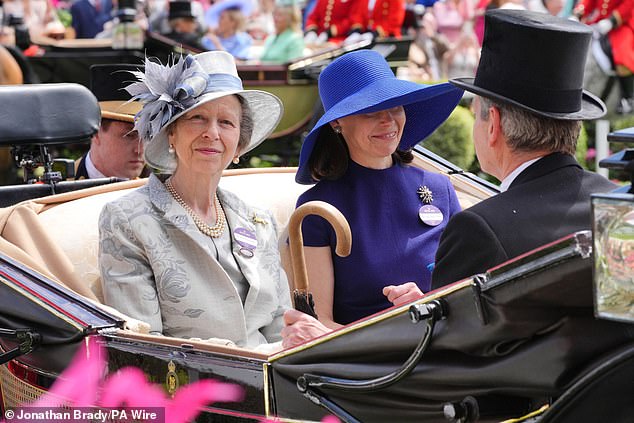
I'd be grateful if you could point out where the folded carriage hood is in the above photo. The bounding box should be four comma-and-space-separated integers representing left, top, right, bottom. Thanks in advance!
0, 252, 122, 374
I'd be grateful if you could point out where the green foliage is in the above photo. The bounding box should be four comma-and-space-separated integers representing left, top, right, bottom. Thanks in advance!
421, 105, 475, 170
57, 9, 73, 28
611, 114, 634, 132
576, 124, 588, 169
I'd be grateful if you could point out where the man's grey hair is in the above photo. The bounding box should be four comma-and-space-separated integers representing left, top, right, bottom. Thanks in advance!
478, 96, 581, 155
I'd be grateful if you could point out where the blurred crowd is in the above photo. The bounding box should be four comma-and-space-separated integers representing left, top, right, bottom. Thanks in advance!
0, 0, 632, 110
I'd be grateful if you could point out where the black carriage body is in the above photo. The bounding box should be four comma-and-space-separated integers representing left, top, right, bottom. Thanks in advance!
102, 334, 270, 422
0, 252, 120, 374
269, 231, 634, 423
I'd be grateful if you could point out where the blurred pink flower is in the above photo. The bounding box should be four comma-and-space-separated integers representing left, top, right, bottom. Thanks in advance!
2, 336, 339, 423
23, 336, 244, 423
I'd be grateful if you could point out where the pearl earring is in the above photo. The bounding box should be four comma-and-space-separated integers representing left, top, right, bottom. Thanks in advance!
168, 144, 175, 154
232, 157, 240, 164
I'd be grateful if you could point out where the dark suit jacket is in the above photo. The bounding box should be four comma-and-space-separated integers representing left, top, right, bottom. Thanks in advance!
431, 153, 617, 289
70, 0, 113, 39
75, 154, 89, 180
74, 153, 151, 180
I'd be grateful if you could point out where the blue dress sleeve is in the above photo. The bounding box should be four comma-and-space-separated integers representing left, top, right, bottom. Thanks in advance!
230, 32, 253, 60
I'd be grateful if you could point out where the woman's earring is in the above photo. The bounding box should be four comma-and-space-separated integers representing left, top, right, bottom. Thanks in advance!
168, 144, 175, 154
232, 157, 240, 164
333, 126, 342, 134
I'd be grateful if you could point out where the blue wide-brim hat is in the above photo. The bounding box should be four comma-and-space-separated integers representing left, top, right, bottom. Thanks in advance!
296, 49, 464, 185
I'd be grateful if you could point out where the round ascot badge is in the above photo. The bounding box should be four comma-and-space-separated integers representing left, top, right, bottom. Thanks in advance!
234, 227, 257, 258
418, 204, 444, 226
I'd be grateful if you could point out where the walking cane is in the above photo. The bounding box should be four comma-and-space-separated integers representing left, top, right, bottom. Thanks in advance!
288, 201, 352, 319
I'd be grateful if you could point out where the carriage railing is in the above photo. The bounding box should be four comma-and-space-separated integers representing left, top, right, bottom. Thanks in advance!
296, 300, 447, 423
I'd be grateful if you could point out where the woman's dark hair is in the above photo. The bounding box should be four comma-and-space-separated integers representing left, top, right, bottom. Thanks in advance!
308, 125, 414, 182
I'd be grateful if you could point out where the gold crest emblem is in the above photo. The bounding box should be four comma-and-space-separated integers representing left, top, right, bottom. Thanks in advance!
166, 360, 179, 396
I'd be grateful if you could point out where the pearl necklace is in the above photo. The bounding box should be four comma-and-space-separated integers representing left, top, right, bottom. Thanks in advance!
165, 178, 226, 238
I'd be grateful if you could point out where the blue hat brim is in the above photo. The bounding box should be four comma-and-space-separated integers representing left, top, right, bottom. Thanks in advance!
296, 80, 464, 184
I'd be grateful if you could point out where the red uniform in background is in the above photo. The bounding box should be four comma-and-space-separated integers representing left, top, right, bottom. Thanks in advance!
304, 0, 366, 42
363, 0, 406, 37
574, 0, 634, 113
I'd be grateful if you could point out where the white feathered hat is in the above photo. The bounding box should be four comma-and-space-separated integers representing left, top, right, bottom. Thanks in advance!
125, 51, 283, 172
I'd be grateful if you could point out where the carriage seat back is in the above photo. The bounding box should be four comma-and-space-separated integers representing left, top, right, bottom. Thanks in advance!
0, 83, 99, 146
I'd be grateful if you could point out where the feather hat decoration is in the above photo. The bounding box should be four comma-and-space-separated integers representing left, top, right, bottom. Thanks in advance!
125, 51, 283, 172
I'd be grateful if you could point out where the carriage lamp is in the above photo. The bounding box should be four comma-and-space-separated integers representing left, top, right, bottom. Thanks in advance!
592, 127, 634, 322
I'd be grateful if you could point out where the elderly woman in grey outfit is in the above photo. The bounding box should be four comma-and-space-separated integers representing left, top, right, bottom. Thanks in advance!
98, 51, 291, 350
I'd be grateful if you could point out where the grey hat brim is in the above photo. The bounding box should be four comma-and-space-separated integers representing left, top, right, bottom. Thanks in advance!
144, 89, 283, 172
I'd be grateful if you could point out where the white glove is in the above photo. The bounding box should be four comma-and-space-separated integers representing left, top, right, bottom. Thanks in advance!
594, 18, 614, 35
360, 32, 375, 43
316, 31, 329, 45
343, 31, 361, 45
304, 31, 318, 44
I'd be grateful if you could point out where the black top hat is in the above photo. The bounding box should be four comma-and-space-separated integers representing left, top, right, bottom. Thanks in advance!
450, 9, 606, 120
115, 0, 137, 20
169, 1, 195, 20
89, 64, 143, 122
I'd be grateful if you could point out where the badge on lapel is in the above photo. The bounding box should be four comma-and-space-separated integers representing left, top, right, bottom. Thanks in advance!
234, 227, 257, 258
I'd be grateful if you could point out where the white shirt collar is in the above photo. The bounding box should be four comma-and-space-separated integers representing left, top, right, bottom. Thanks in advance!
499, 157, 542, 192
85, 151, 107, 179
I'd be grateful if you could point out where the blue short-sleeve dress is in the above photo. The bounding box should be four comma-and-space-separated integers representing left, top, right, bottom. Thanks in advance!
297, 160, 461, 325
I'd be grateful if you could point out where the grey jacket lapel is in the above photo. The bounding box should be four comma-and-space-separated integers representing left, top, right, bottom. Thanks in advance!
219, 188, 262, 316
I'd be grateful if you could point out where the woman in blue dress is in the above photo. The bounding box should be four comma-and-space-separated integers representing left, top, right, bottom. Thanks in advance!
202, 4, 253, 60
295, 49, 464, 329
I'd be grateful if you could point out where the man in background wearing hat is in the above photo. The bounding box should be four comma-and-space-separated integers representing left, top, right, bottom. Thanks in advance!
152, 0, 206, 49
430, 9, 617, 289
76, 64, 147, 180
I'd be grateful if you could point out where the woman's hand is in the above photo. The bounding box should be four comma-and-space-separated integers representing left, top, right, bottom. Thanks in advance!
383, 282, 424, 307
281, 309, 331, 349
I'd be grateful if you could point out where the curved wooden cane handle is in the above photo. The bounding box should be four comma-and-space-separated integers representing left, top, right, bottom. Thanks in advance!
288, 201, 352, 292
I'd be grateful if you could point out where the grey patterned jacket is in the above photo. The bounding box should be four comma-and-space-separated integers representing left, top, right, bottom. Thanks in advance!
98, 174, 291, 348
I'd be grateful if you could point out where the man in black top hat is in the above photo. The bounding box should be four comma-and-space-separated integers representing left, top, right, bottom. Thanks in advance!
431, 9, 618, 289
161, 0, 205, 50
76, 64, 148, 180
